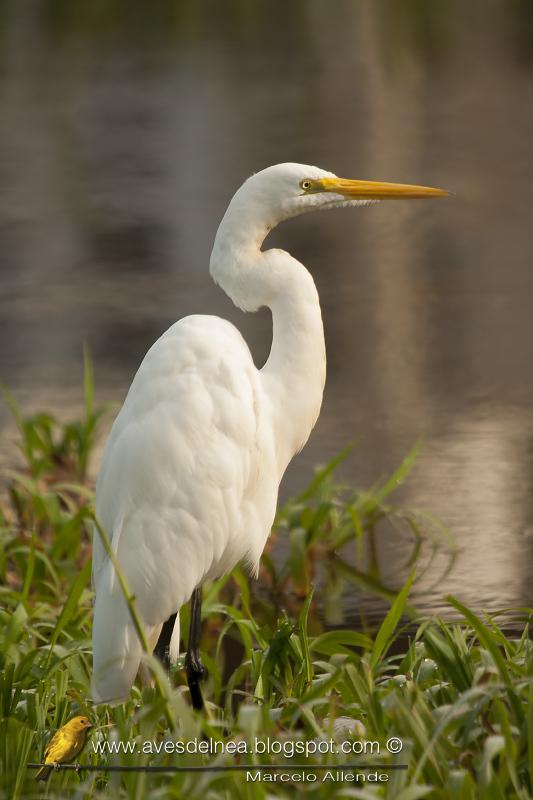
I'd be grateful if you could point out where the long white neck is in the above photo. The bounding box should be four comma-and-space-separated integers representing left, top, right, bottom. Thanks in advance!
210, 202, 326, 474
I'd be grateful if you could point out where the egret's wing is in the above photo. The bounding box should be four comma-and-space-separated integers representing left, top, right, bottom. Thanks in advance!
92, 315, 268, 701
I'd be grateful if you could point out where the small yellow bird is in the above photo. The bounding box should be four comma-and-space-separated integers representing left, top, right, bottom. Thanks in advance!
36, 715, 93, 781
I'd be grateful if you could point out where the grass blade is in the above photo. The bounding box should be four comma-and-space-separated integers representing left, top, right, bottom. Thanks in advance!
370, 570, 415, 672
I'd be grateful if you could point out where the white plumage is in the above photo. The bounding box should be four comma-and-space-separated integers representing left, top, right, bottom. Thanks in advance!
92, 163, 447, 702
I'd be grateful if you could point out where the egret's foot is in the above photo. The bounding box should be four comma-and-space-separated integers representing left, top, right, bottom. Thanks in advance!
184, 649, 207, 681
185, 649, 207, 711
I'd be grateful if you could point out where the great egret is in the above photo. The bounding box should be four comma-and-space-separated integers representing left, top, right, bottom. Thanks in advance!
92, 163, 447, 707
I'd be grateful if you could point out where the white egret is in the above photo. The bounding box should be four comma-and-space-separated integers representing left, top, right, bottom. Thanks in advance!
92, 163, 447, 706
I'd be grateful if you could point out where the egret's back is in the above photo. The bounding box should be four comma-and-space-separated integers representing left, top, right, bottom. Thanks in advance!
92, 314, 278, 702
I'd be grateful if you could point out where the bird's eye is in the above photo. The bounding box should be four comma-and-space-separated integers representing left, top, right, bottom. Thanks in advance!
300, 180, 312, 191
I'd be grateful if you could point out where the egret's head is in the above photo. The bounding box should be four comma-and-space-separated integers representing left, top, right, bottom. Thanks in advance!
234, 162, 449, 230
211, 162, 449, 309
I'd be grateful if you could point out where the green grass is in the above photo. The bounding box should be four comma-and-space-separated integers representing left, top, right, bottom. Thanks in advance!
0, 363, 532, 799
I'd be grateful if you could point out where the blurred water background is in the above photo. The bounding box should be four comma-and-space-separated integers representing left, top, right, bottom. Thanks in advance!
1, 0, 533, 622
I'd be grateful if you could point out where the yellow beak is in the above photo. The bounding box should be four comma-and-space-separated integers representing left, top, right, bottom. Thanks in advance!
319, 177, 449, 200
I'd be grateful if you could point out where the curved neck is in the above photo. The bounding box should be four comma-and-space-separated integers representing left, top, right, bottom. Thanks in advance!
210, 210, 326, 473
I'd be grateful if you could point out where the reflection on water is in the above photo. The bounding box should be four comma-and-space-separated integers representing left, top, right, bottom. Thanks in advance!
1, 1, 533, 620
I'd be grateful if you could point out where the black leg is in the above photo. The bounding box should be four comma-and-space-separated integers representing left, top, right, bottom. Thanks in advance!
184, 586, 207, 710
154, 612, 178, 671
